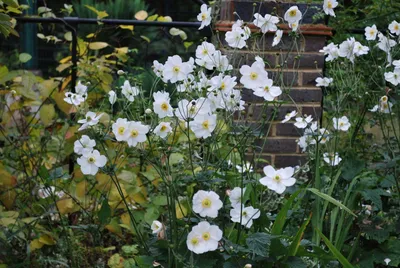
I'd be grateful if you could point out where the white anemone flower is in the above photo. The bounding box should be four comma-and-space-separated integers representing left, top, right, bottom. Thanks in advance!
121, 80, 139, 102
108, 90, 117, 105
260, 165, 296, 194
112, 118, 130, 141
175, 98, 211, 121
284, 6, 302, 23
323, 152, 342, 166
213, 51, 233, 72
153, 91, 174, 118
364, 25, 378, 40
126, 121, 149, 147
230, 205, 261, 228
260, 166, 296, 194
315, 77, 333, 87
388, 20, 400, 35
209, 74, 237, 93
323, 0, 338, 17
163, 55, 192, 83
77, 111, 103, 131
74, 135, 96, 155
253, 13, 279, 33
220, 89, 245, 112
282, 110, 298, 123
192, 190, 223, 218
319, 43, 339, 62
384, 69, 400, 86
252, 78, 282, 101
197, 4, 212, 30
240, 61, 269, 89
333, 116, 351, 131
229, 187, 246, 208
77, 149, 107, 175
272, 30, 283, 47
187, 221, 222, 254
64, 92, 85, 106
294, 115, 313, 129
154, 122, 172, 139
189, 114, 217, 139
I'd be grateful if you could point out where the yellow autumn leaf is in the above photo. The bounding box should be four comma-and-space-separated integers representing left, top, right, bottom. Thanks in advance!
56, 198, 75, 214
134, 10, 148, 20
59, 56, 71, 64
146, 14, 158, 21
64, 31, 72, 41
89, 42, 109, 50
86, 33, 95, 38
119, 25, 134, 31
157, 16, 172, 22
39, 104, 55, 126
39, 234, 56, 245
115, 47, 129, 54
0, 190, 16, 209
30, 239, 44, 251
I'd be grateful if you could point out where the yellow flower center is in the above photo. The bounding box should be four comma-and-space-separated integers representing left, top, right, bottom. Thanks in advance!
191, 237, 199, 246
87, 116, 92, 122
339, 122, 344, 127
383, 103, 388, 109
273, 175, 281, 182
327, 1, 332, 8
160, 125, 167, 132
370, 30, 375, 36
201, 198, 212, 208
202, 49, 208, 55
202, 120, 209, 129
130, 129, 138, 138
173, 66, 180, 73
250, 72, 258, 80
118, 127, 125, 135
88, 157, 95, 163
289, 10, 297, 17
264, 86, 270, 92
220, 82, 226, 90
161, 102, 169, 111
382, 96, 388, 102
202, 232, 210, 241
395, 25, 399, 31
201, 13, 207, 20
242, 211, 248, 217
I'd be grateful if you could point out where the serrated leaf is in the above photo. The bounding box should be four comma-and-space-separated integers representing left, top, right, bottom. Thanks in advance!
361, 189, 390, 210
19, 53, 32, 63
246, 232, 271, 257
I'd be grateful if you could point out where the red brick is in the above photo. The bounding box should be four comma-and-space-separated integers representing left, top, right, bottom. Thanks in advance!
280, 89, 322, 103
283, 53, 325, 69
302, 106, 322, 120
275, 123, 301, 137
255, 138, 298, 153
304, 36, 327, 52
274, 155, 306, 168
302, 72, 321, 86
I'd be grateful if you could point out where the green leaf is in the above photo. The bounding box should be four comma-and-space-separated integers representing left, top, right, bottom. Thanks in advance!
121, 245, 139, 257
144, 206, 159, 225
316, 229, 354, 268
135, 255, 153, 268
286, 213, 312, 257
19, 53, 32, 63
246, 232, 271, 257
38, 165, 50, 179
169, 153, 183, 165
307, 188, 356, 217
3, 0, 19, 8
361, 189, 390, 210
152, 195, 168, 206
271, 189, 302, 235
98, 198, 111, 224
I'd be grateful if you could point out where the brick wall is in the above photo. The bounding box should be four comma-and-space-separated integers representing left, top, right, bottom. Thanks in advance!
216, 0, 332, 168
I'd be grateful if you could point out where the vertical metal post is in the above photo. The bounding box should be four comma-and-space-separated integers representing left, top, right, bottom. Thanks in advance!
67, 18, 78, 175
21, 0, 37, 69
